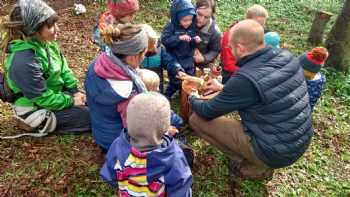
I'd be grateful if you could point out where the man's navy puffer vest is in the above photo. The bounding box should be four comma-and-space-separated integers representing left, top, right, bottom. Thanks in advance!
236, 47, 314, 168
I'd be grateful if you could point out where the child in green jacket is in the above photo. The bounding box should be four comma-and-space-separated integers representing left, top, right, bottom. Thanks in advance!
0, 0, 90, 138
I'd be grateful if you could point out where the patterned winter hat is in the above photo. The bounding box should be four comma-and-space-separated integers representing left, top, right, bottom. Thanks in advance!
299, 47, 328, 74
18, 0, 56, 35
127, 92, 171, 151
107, 0, 139, 18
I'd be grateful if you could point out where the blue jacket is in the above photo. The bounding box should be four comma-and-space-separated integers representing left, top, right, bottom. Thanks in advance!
85, 63, 125, 150
171, 111, 184, 129
86, 54, 184, 151
85, 57, 138, 150
100, 130, 192, 197
161, 0, 197, 71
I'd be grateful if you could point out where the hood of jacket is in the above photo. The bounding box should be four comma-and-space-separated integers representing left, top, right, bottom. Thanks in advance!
170, 0, 196, 28
110, 130, 191, 181
94, 52, 130, 80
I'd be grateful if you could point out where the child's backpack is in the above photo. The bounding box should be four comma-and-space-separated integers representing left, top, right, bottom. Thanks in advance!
0, 71, 57, 139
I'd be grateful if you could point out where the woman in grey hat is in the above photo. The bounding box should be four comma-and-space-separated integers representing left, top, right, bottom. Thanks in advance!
85, 24, 149, 152
0, 0, 90, 138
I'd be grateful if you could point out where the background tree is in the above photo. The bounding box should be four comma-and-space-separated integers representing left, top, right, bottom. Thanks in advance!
308, 10, 333, 46
325, 0, 350, 72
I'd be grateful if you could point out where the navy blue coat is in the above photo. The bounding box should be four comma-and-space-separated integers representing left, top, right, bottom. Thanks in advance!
161, 0, 197, 73
237, 47, 313, 168
85, 62, 129, 150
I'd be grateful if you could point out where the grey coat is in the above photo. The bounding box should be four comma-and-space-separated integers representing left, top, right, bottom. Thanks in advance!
196, 18, 222, 67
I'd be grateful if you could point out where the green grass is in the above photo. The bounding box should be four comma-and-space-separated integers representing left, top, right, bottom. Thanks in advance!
0, 0, 349, 196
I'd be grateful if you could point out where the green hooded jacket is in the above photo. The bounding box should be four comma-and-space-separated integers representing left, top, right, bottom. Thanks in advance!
4, 39, 77, 111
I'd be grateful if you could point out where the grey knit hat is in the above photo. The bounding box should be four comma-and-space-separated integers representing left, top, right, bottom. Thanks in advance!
127, 92, 171, 151
18, 0, 56, 35
109, 27, 148, 55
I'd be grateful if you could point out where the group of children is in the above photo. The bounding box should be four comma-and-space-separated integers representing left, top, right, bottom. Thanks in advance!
94, 0, 327, 196
93, 0, 199, 99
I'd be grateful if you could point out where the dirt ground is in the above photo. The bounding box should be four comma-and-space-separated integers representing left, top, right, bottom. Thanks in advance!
1, 0, 349, 196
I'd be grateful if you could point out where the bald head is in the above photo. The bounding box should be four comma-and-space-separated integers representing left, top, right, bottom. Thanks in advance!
230, 19, 265, 52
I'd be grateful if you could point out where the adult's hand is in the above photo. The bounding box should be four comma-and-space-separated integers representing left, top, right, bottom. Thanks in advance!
204, 78, 224, 92
176, 71, 187, 79
193, 49, 205, 64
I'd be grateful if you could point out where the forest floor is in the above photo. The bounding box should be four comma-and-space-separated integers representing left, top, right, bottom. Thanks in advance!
0, 0, 349, 196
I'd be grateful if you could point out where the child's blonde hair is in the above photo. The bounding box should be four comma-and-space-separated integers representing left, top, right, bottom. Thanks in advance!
138, 69, 160, 91
246, 5, 269, 20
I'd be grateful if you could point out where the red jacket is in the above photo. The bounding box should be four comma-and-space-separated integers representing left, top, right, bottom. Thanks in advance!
221, 31, 239, 73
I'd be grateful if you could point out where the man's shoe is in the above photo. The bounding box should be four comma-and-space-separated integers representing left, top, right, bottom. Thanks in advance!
239, 165, 274, 181
228, 159, 243, 197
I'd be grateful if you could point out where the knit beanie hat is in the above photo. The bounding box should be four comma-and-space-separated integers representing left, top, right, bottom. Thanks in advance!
127, 92, 171, 151
299, 47, 328, 74
18, 0, 56, 35
107, 24, 149, 55
264, 32, 280, 48
107, 0, 139, 18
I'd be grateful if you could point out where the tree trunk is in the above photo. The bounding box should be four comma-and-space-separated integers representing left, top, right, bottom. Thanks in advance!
325, 0, 350, 72
308, 11, 333, 45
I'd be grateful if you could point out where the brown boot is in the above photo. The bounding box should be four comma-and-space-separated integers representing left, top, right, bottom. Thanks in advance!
228, 159, 243, 196
239, 164, 274, 181
229, 159, 274, 181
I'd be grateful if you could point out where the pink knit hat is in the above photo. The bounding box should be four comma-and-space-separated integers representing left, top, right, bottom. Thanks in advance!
107, 0, 139, 18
